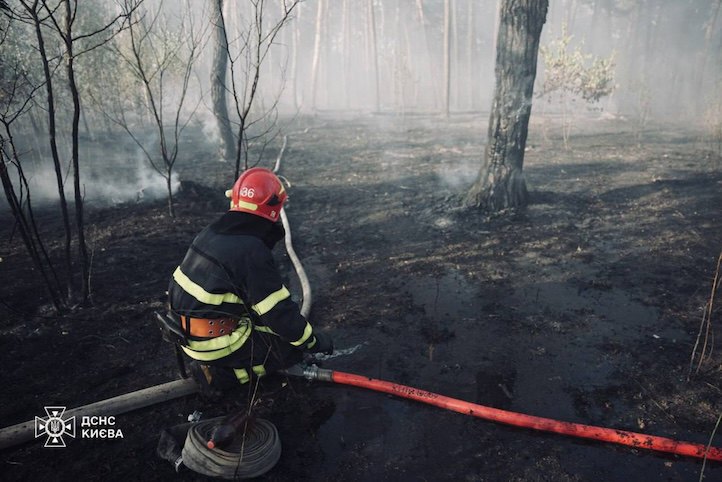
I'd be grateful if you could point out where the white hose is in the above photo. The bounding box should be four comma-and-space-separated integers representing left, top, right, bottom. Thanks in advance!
280, 209, 312, 318
273, 135, 312, 318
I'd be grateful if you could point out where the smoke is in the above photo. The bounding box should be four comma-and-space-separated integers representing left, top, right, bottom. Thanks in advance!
199, 112, 221, 146
193, 110, 227, 163
1, 150, 178, 211
83, 148, 180, 207
436, 161, 478, 190
434, 144, 479, 190
4, 0, 718, 219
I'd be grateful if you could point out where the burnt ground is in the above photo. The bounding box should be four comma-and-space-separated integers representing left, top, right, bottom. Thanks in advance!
1, 113, 721, 481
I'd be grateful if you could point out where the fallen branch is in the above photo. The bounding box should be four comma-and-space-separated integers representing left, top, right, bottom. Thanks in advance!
0, 378, 198, 450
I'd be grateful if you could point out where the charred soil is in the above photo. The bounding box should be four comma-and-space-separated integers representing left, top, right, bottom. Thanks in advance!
1, 114, 722, 481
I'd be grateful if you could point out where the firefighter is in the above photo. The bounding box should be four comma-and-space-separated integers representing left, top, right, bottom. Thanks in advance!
164, 167, 333, 394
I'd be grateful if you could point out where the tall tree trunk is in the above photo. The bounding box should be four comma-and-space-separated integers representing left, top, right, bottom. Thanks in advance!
0, 134, 63, 311
310, 0, 325, 111
342, 0, 350, 109
443, 0, 451, 117
291, 1, 301, 110
467, 0, 474, 110
401, 1, 414, 111
31, 5, 75, 301
64, 0, 89, 304
697, 0, 722, 113
210, 0, 235, 161
451, 0, 460, 111
320, 0, 330, 109
366, 0, 380, 112
415, 0, 439, 110
464, 0, 548, 212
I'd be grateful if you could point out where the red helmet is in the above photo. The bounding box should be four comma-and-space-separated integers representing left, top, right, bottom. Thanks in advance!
226, 167, 287, 222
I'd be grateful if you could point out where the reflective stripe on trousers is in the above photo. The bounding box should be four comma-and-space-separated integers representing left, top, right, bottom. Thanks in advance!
233, 365, 267, 384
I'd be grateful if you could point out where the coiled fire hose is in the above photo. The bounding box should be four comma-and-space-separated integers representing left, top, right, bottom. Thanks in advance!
283, 365, 722, 463
182, 417, 281, 480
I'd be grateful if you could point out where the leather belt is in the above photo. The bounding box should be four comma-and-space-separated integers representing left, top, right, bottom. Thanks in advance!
181, 316, 238, 338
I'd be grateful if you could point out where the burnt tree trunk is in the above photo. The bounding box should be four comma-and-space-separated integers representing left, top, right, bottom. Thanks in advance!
464, 0, 548, 211
29, 3, 75, 300
64, 0, 90, 303
210, 0, 235, 161
0, 133, 63, 312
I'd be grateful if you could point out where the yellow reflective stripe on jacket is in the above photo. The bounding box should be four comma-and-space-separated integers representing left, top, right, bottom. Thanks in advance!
290, 321, 313, 347
254, 325, 278, 336
180, 324, 250, 361
256, 322, 311, 347
252, 286, 291, 315
173, 267, 243, 306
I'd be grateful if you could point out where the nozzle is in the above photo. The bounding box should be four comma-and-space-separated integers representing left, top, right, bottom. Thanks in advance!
206, 426, 233, 449
206, 414, 248, 450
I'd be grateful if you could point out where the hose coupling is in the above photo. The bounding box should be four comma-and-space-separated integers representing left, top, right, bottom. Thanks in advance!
281, 364, 333, 382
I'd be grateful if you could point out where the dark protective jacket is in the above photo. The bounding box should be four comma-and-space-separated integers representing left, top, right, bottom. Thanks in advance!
168, 212, 317, 364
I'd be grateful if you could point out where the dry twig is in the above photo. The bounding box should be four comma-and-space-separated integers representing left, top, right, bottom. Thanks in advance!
700, 413, 722, 482
689, 252, 722, 379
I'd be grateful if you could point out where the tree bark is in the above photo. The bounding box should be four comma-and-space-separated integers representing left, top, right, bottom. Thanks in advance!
30, 3, 75, 300
0, 133, 63, 311
210, 0, 235, 161
467, 0, 474, 110
310, 0, 325, 111
415, 0, 439, 110
451, 0, 459, 111
443, 0, 451, 117
697, 0, 722, 112
366, 0, 379, 112
342, 0, 350, 108
64, 0, 90, 304
291, 2, 301, 110
464, 0, 548, 212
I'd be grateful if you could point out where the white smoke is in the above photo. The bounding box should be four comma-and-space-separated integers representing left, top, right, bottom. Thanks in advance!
1, 150, 178, 209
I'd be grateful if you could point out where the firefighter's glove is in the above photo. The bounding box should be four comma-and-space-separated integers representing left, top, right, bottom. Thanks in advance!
306, 332, 334, 355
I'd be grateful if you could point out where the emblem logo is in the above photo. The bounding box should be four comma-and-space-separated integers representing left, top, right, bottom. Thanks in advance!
35, 406, 76, 448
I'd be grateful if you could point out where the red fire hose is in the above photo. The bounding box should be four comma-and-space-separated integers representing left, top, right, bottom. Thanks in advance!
286, 365, 722, 462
